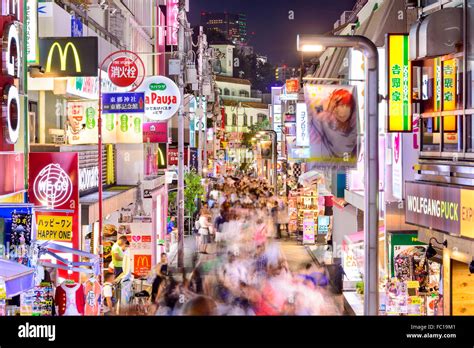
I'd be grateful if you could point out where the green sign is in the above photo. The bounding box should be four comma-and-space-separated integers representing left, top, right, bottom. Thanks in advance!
85, 107, 96, 129
120, 114, 128, 132
389, 232, 425, 277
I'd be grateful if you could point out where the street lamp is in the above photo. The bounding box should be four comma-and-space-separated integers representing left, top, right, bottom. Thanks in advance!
259, 130, 278, 197
297, 34, 379, 315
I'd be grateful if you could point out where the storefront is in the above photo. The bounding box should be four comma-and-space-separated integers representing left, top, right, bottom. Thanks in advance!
404, 180, 474, 315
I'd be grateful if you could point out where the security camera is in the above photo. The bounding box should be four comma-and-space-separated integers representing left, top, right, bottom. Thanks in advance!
98, 0, 107, 5
469, 259, 474, 274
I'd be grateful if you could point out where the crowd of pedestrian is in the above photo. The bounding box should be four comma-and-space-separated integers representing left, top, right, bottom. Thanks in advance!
137, 176, 335, 316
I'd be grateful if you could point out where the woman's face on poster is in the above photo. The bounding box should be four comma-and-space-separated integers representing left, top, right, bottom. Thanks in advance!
333, 103, 352, 123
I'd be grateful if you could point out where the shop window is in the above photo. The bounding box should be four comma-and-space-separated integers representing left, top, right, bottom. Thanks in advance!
466, 114, 474, 152
442, 114, 463, 153
239, 90, 249, 97
421, 117, 440, 152
223, 88, 230, 96
232, 113, 237, 126
243, 114, 248, 126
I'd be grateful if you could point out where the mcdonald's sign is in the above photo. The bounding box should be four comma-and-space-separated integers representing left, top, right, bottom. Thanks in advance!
133, 254, 152, 276
39, 37, 98, 77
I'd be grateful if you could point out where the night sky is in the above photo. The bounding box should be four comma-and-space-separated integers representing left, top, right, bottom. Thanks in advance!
189, 0, 358, 66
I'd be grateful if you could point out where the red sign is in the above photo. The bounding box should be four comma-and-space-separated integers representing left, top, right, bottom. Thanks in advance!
108, 57, 139, 88
286, 79, 299, 94
143, 122, 168, 143
134, 254, 152, 276
141, 235, 152, 243
29, 152, 80, 280
168, 146, 189, 167
0, 153, 24, 196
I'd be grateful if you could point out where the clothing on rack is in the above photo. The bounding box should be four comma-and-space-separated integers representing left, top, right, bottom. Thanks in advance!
84, 278, 101, 316
55, 282, 85, 316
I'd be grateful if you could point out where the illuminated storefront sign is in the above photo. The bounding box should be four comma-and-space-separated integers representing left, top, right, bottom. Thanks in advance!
29, 153, 78, 210
36, 215, 73, 241
387, 34, 412, 132
405, 181, 474, 239
442, 58, 456, 132
79, 166, 99, 193
166, 0, 179, 46
33, 163, 73, 209
39, 37, 98, 77
296, 102, 309, 147
138, 76, 181, 121
286, 79, 299, 94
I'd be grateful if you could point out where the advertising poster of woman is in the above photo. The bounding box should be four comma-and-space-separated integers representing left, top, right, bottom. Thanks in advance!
303, 85, 359, 168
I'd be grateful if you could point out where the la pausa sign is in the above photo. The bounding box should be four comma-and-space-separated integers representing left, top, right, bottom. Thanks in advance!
140, 76, 181, 121
405, 181, 474, 239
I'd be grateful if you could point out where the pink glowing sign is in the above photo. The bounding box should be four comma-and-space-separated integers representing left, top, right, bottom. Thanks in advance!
166, 0, 179, 46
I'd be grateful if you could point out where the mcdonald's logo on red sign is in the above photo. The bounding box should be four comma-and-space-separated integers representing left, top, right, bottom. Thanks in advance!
134, 255, 151, 276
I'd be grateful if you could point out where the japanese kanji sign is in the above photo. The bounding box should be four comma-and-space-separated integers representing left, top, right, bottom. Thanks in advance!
102, 92, 145, 114
36, 215, 73, 241
387, 34, 412, 132
442, 58, 457, 132
108, 57, 139, 88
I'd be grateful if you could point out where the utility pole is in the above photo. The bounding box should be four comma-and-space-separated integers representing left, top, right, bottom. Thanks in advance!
177, 0, 186, 268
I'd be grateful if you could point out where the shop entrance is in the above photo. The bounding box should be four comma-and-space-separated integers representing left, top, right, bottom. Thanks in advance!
451, 260, 474, 315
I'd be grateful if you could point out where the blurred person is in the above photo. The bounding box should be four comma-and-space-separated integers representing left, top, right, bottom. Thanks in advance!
111, 236, 128, 277
182, 296, 217, 316
102, 272, 115, 315
151, 253, 169, 303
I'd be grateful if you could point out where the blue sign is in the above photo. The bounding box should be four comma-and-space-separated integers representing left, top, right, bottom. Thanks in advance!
102, 93, 145, 114
71, 15, 83, 37
317, 216, 330, 235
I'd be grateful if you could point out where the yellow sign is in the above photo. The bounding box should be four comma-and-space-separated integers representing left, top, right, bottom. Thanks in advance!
387, 34, 412, 132
407, 281, 420, 289
460, 189, 474, 239
36, 215, 73, 241
46, 42, 81, 73
443, 59, 456, 132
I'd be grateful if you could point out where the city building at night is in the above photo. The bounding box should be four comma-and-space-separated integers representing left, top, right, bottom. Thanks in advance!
201, 11, 247, 44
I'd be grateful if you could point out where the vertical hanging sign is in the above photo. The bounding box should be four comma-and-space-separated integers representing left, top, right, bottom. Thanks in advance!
26, 0, 39, 64
296, 102, 309, 147
442, 58, 457, 132
387, 34, 412, 132
166, 0, 179, 46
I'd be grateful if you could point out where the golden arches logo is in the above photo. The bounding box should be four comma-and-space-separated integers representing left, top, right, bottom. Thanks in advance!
46, 42, 82, 73
135, 255, 150, 268
157, 146, 166, 166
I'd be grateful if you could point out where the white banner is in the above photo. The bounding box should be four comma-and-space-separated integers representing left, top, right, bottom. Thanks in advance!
296, 102, 309, 147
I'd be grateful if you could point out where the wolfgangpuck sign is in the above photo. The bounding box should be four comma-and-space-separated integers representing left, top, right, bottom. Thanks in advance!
138, 76, 181, 121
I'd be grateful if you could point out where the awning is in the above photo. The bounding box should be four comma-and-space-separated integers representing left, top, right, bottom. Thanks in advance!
80, 186, 137, 225
0, 259, 35, 298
